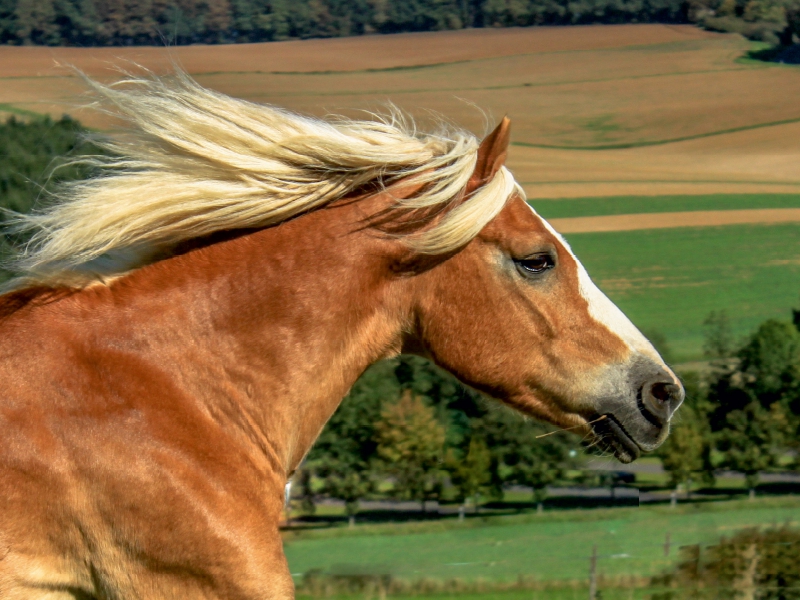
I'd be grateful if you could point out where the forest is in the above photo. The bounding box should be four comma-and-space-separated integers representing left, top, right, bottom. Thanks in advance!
0, 0, 796, 46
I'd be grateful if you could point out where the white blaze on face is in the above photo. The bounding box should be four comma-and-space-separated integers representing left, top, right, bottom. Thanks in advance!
526, 203, 664, 365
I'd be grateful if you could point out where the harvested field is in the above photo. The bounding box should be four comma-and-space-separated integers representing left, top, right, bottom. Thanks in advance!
549, 208, 800, 233
532, 193, 800, 219
2, 24, 798, 197
0, 24, 715, 78
513, 120, 800, 199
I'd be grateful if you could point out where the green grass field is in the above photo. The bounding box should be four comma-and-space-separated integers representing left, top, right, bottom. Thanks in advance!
298, 588, 662, 600
284, 497, 800, 585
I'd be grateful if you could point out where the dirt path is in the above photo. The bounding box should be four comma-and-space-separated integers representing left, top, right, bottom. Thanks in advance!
548, 208, 800, 233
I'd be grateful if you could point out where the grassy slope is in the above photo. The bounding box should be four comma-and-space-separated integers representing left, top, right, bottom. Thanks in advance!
284, 497, 800, 584
566, 222, 800, 362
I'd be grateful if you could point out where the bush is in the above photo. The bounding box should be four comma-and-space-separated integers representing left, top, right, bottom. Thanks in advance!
652, 526, 800, 599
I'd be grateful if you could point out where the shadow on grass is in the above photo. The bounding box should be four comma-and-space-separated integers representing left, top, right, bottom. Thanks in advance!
286, 493, 644, 530
482, 495, 639, 511
747, 44, 800, 64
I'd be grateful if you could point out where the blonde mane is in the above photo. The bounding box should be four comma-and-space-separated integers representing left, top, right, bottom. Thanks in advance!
5, 72, 520, 289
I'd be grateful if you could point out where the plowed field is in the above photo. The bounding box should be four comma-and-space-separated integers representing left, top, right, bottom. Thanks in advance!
2, 24, 799, 198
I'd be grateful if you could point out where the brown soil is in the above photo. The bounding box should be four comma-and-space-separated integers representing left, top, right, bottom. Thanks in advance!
549, 208, 800, 233
0, 24, 712, 78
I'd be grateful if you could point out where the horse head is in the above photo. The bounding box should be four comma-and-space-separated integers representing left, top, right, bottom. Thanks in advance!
401, 118, 683, 462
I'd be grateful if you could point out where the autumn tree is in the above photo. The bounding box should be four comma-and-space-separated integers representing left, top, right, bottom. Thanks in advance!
375, 390, 446, 512
309, 359, 399, 525
445, 436, 491, 513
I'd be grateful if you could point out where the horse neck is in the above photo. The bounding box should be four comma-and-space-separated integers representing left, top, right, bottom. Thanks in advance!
97, 199, 410, 480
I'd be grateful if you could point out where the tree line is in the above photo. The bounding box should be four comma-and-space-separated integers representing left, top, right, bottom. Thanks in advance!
692, 0, 800, 44
0, 0, 797, 58
1, 0, 691, 46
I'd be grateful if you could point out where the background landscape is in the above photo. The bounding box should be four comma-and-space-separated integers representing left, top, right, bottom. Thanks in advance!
2, 16, 800, 600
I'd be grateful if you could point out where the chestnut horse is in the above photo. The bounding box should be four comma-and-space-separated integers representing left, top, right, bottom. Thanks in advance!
0, 75, 683, 599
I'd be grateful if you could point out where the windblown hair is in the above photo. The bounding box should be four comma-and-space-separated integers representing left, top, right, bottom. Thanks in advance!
5, 71, 520, 288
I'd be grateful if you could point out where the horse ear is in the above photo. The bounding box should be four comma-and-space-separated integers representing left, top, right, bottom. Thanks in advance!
468, 117, 511, 192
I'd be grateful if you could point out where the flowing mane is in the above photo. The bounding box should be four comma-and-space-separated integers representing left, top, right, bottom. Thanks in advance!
4, 72, 520, 289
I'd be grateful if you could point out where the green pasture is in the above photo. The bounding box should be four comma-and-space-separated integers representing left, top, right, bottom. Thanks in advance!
563, 222, 800, 362
530, 193, 800, 219
284, 497, 800, 585
298, 591, 660, 600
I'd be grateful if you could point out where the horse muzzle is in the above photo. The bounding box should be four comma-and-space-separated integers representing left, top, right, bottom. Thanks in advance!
588, 357, 684, 463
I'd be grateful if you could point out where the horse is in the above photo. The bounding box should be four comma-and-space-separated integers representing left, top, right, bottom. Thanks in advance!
0, 73, 683, 600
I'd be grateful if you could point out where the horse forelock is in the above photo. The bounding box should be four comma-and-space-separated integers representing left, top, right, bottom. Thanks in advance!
2, 72, 519, 292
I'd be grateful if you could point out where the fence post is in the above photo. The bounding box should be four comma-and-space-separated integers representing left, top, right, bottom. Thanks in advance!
589, 545, 598, 600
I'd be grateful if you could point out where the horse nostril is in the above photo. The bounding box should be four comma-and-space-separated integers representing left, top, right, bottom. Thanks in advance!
650, 381, 674, 403
639, 380, 683, 427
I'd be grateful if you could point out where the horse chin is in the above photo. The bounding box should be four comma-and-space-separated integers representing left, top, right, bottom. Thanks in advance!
588, 409, 669, 463
589, 414, 643, 464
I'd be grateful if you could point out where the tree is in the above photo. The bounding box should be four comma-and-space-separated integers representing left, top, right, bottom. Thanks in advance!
375, 390, 446, 512
707, 318, 800, 497
507, 433, 569, 511
472, 404, 573, 511
660, 405, 712, 497
445, 436, 491, 513
14, 0, 59, 44
659, 371, 715, 497
715, 401, 786, 498
315, 461, 374, 526
294, 464, 316, 517
737, 319, 800, 405
308, 359, 399, 525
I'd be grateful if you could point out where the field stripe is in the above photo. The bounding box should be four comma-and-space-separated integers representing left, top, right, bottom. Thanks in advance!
0, 103, 43, 118
513, 117, 800, 150
239, 67, 753, 99
550, 208, 800, 233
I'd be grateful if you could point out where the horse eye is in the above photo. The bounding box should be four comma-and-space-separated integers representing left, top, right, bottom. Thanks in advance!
516, 254, 555, 276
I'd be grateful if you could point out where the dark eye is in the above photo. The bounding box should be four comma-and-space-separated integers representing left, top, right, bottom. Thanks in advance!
516, 254, 555, 276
